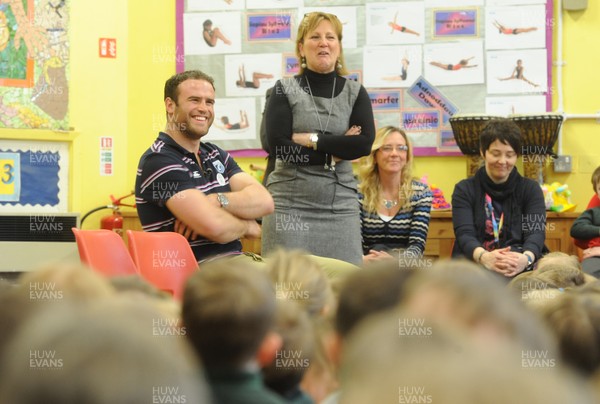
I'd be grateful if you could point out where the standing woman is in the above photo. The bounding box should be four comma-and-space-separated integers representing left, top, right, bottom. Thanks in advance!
452, 118, 547, 278
358, 126, 432, 264
261, 12, 375, 265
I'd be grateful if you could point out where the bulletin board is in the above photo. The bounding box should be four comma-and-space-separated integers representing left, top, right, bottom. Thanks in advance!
0, 0, 70, 130
176, 0, 552, 157
0, 140, 69, 212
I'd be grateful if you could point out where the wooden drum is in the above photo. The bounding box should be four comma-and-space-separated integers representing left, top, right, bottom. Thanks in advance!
511, 114, 563, 184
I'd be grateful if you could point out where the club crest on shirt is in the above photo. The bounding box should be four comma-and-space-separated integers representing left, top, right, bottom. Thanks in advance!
212, 160, 225, 174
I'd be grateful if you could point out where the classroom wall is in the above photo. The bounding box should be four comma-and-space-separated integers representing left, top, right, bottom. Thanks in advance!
552, 3, 600, 207
70, 0, 175, 228
10, 1, 596, 228
404, 3, 600, 209
69, 1, 129, 227
73, 0, 600, 224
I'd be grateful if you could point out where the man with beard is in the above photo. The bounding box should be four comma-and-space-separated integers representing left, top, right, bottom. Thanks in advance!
135, 70, 274, 264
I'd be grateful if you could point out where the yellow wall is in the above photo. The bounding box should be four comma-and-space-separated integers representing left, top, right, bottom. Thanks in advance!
73, 0, 174, 228
71, 0, 174, 228
552, 4, 600, 207
2, 1, 599, 227
68, 1, 130, 227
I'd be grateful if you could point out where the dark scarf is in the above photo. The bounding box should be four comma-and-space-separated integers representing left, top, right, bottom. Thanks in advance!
473, 166, 523, 249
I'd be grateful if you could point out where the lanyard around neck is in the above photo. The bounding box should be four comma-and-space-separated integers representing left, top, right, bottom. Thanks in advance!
485, 193, 503, 246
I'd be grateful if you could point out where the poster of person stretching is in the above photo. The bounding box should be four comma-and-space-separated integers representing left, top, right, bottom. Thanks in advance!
183, 11, 242, 55
486, 49, 547, 94
224, 53, 279, 97
203, 97, 257, 142
366, 2, 424, 45
363, 45, 422, 89
486, 5, 546, 50
424, 41, 485, 86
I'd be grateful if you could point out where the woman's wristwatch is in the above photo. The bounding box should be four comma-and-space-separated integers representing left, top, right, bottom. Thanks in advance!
525, 253, 534, 267
307, 133, 319, 150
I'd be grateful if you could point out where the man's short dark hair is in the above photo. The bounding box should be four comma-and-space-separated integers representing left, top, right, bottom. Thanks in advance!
164, 70, 215, 104
479, 118, 522, 156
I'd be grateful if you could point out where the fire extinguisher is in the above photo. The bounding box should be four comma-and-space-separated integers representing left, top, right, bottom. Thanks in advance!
80, 192, 136, 233
101, 206, 124, 234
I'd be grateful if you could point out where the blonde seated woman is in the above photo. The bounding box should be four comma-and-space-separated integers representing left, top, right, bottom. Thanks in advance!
357, 126, 433, 265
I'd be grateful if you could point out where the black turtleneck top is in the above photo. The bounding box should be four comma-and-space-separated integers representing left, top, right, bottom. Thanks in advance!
265, 68, 375, 165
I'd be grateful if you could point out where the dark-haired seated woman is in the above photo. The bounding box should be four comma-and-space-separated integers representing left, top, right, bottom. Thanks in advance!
452, 118, 547, 278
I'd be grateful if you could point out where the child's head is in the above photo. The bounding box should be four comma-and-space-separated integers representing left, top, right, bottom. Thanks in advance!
182, 261, 279, 369
266, 249, 333, 318
592, 165, 600, 197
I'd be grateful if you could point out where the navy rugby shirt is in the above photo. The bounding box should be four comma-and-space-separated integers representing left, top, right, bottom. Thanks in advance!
135, 132, 243, 262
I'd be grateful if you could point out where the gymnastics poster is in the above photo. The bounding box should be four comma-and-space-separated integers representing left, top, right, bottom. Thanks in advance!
0, 0, 70, 130
183, 11, 242, 55
423, 41, 485, 86
363, 45, 422, 89
485, 5, 546, 50
366, 2, 425, 46
486, 49, 547, 94
176, 0, 554, 155
203, 97, 257, 142
224, 53, 280, 97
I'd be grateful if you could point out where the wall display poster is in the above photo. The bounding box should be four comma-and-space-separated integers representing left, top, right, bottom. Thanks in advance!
176, 0, 553, 157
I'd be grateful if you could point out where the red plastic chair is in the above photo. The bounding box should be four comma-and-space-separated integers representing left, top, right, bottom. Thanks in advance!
71, 228, 139, 277
126, 230, 199, 300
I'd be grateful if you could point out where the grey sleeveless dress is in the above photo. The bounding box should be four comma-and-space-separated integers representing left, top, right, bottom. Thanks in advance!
261, 77, 363, 266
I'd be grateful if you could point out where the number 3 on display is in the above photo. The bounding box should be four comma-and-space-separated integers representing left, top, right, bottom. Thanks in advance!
0, 152, 20, 201
2, 162, 14, 184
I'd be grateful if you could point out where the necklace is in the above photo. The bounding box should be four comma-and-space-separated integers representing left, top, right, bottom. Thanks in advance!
305, 75, 336, 136
305, 75, 336, 170
382, 199, 398, 209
